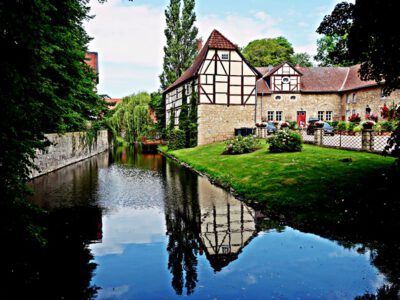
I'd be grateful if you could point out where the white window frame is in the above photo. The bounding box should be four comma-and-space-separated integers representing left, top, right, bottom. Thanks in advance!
267, 111, 274, 121
346, 94, 350, 104
352, 93, 357, 103
318, 111, 324, 120
276, 111, 282, 121
326, 111, 332, 121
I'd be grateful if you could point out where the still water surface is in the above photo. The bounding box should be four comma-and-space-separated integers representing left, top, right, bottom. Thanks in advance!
30, 147, 388, 299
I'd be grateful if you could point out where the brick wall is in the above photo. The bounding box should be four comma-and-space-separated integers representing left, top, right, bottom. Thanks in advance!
197, 104, 255, 145
30, 130, 110, 178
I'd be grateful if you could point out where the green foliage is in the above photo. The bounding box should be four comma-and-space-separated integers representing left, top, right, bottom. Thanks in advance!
268, 130, 303, 153
347, 122, 356, 132
380, 121, 396, 133
337, 121, 347, 132
0, 0, 104, 207
223, 135, 260, 155
242, 37, 294, 67
160, 0, 198, 89
188, 82, 198, 147
291, 52, 313, 67
348, 1, 400, 96
168, 129, 186, 151
107, 92, 153, 144
149, 91, 166, 136
168, 105, 176, 132
288, 121, 299, 130
315, 2, 356, 67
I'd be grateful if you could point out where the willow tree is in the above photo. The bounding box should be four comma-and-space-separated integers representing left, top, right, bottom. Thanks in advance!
107, 92, 152, 144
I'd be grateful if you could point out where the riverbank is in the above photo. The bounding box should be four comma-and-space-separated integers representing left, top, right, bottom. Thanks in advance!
160, 142, 397, 230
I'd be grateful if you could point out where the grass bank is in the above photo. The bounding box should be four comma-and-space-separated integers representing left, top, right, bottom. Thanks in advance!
161, 142, 396, 226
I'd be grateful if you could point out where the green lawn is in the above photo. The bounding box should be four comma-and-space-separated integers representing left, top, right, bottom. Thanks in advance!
162, 142, 395, 223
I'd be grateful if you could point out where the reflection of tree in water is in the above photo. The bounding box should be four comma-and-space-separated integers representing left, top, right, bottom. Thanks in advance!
1, 204, 102, 299
164, 161, 201, 295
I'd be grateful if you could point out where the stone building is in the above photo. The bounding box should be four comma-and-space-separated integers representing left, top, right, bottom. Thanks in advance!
163, 30, 400, 145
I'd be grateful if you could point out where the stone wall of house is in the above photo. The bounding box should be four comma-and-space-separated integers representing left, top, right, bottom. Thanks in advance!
30, 130, 110, 178
197, 104, 255, 145
340, 86, 400, 120
257, 93, 342, 122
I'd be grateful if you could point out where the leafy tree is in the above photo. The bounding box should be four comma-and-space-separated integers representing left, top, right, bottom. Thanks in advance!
291, 52, 313, 67
149, 91, 166, 136
160, 0, 198, 90
315, 1, 355, 67
107, 92, 153, 144
188, 82, 198, 147
0, 0, 104, 209
242, 37, 294, 67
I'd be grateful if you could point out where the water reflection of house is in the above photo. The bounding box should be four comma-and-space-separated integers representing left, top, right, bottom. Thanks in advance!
197, 177, 257, 272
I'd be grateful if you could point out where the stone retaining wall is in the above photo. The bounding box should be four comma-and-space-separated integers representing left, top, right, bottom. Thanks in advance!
30, 130, 110, 178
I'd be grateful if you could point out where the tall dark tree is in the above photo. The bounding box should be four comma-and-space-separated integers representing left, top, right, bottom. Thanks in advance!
0, 0, 103, 242
181, 0, 199, 72
315, 1, 355, 67
317, 0, 400, 162
159, 0, 198, 90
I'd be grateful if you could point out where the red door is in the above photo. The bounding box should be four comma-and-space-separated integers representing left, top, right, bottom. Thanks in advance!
297, 111, 306, 128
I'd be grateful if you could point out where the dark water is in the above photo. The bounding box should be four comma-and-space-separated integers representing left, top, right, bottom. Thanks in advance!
21, 147, 399, 299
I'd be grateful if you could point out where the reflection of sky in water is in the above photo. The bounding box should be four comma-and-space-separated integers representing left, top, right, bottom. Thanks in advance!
89, 161, 385, 299
31, 149, 387, 299
91, 224, 385, 299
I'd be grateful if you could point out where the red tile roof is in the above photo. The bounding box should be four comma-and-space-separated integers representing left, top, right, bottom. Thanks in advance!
297, 66, 349, 92
340, 64, 377, 91
258, 63, 379, 94
164, 30, 242, 94
257, 79, 271, 94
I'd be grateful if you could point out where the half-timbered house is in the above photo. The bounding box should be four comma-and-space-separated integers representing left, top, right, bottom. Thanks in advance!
164, 30, 261, 145
164, 31, 400, 146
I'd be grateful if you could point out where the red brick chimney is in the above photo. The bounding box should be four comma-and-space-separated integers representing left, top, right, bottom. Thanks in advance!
197, 38, 203, 51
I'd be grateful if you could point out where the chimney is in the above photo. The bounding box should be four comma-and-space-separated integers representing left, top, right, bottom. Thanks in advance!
197, 38, 203, 51
268, 64, 273, 72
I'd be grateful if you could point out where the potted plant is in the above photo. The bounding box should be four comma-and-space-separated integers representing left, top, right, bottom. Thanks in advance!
280, 121, 289, 129
361, 120, 375, 130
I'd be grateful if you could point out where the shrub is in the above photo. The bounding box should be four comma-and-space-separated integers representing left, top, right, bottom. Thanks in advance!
288, 121, 299, 130
268, 130, 303, 153
380, 121, 395, 132
337, 121, 347, 132
353, 125, 362, 132
347, 122, 356, 132
224, 135, 260, 154
330, 121, 339, 129
168, 129, 186, 150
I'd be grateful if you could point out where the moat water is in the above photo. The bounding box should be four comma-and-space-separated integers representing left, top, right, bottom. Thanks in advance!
24, 147, 399, 299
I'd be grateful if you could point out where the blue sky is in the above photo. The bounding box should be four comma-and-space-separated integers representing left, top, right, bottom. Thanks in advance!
85, 0, 352, 98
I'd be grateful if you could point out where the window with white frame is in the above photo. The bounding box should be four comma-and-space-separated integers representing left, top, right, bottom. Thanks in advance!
352, 109, 356, 115
318, 111, 324, 120
276, 111, 282, 121
267, 111, 274, 121
326, 111, 332, 121
346, 94, 350, 104
346, 110, 350, 117
352, 93, 357, 103
221, 53, 229, 60
381, 88, 387, 99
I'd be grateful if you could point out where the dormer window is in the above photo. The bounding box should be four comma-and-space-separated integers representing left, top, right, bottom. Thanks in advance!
221, 53, 229, 60
282, 76, 290, 84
